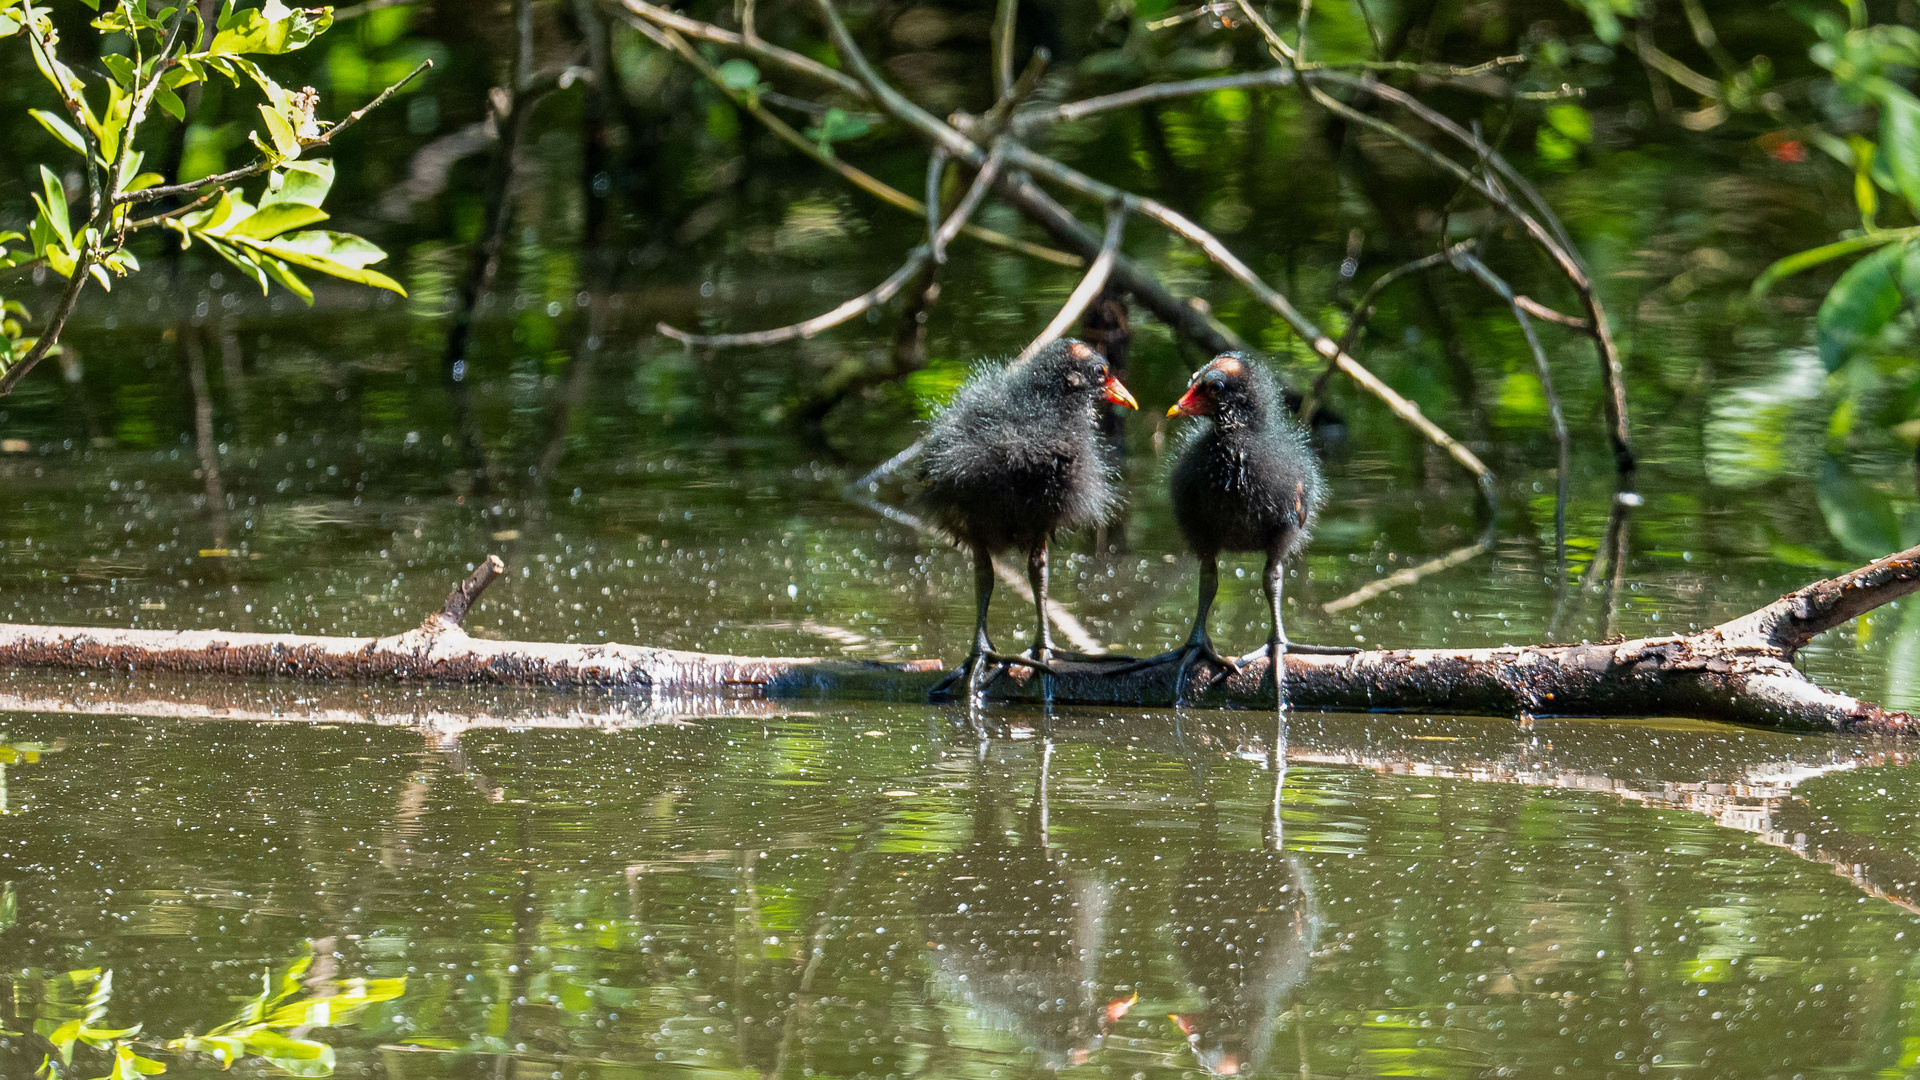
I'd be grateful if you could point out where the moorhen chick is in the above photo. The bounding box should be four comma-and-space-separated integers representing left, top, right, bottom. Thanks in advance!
917, 338, 1139, 699
1122, 352, 1350, 706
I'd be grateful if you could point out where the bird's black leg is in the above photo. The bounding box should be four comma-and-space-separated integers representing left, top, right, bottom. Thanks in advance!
1027, 541, 1054, 662
1110, 553, 1240, 703
932, 543, 999, 701
931, 543, 1058, 704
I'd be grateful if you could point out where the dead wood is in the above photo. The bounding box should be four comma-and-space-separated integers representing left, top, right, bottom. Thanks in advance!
2, 546, 1920, 732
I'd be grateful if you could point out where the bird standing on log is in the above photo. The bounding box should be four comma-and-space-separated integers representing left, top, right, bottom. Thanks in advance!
1120, 352, 1351, 707
917, 339, 1139, 700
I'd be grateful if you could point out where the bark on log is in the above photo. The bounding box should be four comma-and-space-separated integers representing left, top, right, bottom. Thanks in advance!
3, 545, 1920, 731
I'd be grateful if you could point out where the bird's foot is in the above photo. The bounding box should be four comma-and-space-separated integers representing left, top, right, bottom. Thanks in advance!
928, 649, 1058, 703
1107, 637, 1240, 677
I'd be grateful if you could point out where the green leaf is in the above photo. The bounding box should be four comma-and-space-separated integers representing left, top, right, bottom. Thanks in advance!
206, 1, 332, 56
1819, 457, 1903, 559
1544, 103, 1594, 144
1879, 87, 1920, 211
29, 110, 88, 156
1817, 242, 1915, 369
99, 53, 135, 88
261, 161, 334, 207
228, 203, 329, 240
717, 58, 762, 93
257, 104, 299, 158
1752, 229, 1916, 297
34, 166, 73, 250
803, 107, 874, 151
155, 83, 186, 122
234, 230, 405, 295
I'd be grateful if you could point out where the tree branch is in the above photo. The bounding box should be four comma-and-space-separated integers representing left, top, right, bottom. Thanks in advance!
1004, 141, 1497, 502
658, 147, 1005, 347
1013, 205, 1125, 364
614, 0, 872, 101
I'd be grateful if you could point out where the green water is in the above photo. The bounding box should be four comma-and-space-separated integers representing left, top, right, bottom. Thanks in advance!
7, 3, 1920, 1071
2, 704, 1919, 1079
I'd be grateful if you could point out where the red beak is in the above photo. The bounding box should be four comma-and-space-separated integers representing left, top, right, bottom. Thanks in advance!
1168, 384, 1208, 417
1103, 376, 1139, 410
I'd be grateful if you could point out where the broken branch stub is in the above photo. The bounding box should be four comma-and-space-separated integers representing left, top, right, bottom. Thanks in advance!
434, 554, 506, 630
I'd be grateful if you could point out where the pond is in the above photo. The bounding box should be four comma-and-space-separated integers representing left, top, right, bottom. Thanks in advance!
6, 3, 1920, 1072
2, 697, 1920, 1079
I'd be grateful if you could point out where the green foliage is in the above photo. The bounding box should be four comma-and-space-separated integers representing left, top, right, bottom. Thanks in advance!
164, 955, 405, 1075
7, 956, 405, 1079
0, 0, 410, 390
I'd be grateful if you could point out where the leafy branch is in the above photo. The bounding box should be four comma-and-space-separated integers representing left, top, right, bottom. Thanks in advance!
0, 0, 426, 396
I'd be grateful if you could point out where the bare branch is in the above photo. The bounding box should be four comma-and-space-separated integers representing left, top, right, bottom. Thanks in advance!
1012, 69, 1294, 132
1323, 529, 1496, 613
435, 555, 507, 628
1014, 205, 1126, 364
1305, 72, 1633, 476
992, 0, 1017, 99
1300, 240, 1470, 422
617, 11, 1076, 266
614, 0, 872, 101
924, 146, 950, 259
811, 0, 978, 159
658, 148, 1006, 347
1451, 249, 1568, 554
1004, 141, 1496, 500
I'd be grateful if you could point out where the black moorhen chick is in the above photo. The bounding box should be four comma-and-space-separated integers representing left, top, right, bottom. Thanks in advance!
1122, 352, 1350, 706
917, 338, 1139, 699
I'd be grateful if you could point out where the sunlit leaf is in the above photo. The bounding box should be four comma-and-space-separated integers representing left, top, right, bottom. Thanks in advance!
1752, 230, 1915, 296
231, 230, 405, 295
257, 104, 299, 158
29, 109, 88, 157
261, 161, 334, 207
206, 1, 332, 56
228, 203, 329, 240
717, 58, 762, 93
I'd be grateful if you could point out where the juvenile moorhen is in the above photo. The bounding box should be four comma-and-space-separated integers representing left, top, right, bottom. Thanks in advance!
1122, 352, 1350, 706
917, 338, 1139, 699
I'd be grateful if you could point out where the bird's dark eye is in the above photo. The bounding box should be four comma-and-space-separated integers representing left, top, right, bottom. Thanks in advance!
1093, 363, 1109, 380
1207, 377, 1226, 392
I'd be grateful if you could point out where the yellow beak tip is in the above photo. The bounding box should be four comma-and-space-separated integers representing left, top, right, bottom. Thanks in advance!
1166, 404, 1183, 418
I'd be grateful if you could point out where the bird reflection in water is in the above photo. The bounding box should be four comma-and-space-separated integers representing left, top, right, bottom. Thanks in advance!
921, 736, 1137, 1068
1168, 718, 1319, 1077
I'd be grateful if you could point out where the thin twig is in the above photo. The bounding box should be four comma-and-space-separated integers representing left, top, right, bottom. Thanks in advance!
124, 187, 223, 231
658, 148, 1006, 347
1305, 72, 1633, 476
1451, 250, 1567, 560
615, 0, 871, 101
1323, 529, 1497, 613
1003, 141, 1497, 502
1014, 205, 1126, 364
1012, 69, 1295, 132
618, 12, 1076, 266
1300, 240, 1471, 422
334, 0, 418, 19
122, 60, 434, 206
992, 0, 1018, 99
1145, 2, 1236, 30
925, 146, 950, 261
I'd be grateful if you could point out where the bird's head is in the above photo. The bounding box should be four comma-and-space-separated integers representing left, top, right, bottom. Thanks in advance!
1168, 352, 1269, 428
1034, 339, 1138, 410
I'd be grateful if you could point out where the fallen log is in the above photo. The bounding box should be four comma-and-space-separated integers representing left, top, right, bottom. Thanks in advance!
1, 547, 1919, 732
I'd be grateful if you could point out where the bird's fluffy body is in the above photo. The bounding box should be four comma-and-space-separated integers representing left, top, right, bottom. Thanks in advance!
1169, 354, 1324, 558
917, 340, 1123, 553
